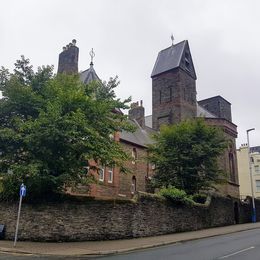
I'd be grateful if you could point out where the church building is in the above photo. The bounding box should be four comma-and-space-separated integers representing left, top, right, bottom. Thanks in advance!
57, 38, 239, 199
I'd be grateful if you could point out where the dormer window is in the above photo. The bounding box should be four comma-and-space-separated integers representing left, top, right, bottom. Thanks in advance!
185, 60, 190, 68
185, 52, 190, 71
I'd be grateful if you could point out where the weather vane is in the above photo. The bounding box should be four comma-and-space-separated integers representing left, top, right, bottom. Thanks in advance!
89, 48, 95, 65
171, 34, 174, 46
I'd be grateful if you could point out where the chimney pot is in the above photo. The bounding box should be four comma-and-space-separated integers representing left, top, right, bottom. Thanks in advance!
58, 41, 79, 74
128, 101, 145, 128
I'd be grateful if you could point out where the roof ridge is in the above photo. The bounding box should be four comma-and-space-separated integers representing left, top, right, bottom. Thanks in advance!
177, 40, 187, 67
198, 95, 231, 105
158, 40, 186, 53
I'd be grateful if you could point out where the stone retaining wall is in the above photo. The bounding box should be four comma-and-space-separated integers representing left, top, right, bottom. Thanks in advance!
0, 193, 256, 241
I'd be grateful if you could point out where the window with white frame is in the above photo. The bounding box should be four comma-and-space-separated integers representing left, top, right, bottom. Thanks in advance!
98, 167, 104, 182
255, 165, 260, 174
150, 163, 156, 170
256, 180, 260, 192
108, 168, 113, 183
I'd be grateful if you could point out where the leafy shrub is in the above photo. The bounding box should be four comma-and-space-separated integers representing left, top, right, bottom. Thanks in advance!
192, 193, 207, 204
158, 186, 193, 205
0, 171, 63, 202
148, 118, 227, 194
0, 173, 21, 201
25, 175, 61, 201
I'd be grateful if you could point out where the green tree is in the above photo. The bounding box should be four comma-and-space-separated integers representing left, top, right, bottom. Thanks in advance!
148, 119, 227, 194
0, 57, 133, 200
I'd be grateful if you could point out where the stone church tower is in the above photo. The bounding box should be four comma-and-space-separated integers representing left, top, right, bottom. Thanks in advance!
150, 39, 239, 198
151, 40, 197, 130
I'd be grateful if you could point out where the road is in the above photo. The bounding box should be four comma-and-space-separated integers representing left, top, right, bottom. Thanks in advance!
100, 228, 260, 260
0, 254, 85, 260
1, 228, 260, 259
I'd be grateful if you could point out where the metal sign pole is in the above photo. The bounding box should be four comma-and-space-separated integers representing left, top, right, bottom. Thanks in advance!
14, 195, 22, 247
14, 183, 26, 247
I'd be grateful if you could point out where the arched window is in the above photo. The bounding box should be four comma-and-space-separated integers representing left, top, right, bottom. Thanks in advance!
132, 148, 137, 164
229, 152, 236, 183
131, 176, 137, 194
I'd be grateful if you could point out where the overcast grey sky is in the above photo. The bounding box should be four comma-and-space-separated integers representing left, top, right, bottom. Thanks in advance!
1, 0, 260, 147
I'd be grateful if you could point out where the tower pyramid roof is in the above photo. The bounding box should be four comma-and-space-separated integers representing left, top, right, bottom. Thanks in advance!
80, 64, 100, 84
151, 40, 196, 79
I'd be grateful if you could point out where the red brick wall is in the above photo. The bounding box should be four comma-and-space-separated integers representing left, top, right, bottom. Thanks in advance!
87, 142, 152, 199
118, 142, 153, 198
70, 129, 153, 199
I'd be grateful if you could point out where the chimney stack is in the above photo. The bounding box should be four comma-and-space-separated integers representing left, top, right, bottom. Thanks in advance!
128, 100, 145, 128
57, 39, 79, 74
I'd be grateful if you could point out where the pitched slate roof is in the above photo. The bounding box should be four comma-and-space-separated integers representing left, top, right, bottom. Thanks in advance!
79, 62, 124, 115
80, 63, 100, 85
120, 119, 154, 147
151, 40, 196, 79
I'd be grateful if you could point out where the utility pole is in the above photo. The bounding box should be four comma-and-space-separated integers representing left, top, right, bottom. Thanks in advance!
247, 128, 256, 223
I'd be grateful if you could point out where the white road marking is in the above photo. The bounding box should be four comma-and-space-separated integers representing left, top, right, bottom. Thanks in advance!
218, 246, 255, 259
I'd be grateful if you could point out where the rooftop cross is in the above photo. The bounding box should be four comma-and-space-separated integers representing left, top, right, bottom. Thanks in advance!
171, 34, 174, 46
89, 48, 95, 66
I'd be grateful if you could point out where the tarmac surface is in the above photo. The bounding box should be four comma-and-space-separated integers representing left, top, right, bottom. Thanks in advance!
0, 222, 260, 257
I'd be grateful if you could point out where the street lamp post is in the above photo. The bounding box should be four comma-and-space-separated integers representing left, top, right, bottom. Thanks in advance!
247, 128, 256, 223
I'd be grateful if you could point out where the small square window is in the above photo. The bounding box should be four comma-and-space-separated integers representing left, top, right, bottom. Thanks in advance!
108, 168, 113, 183
256, 180, 260, 192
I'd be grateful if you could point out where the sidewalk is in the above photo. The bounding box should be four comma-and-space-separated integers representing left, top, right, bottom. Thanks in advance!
0, 222, 260, 257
